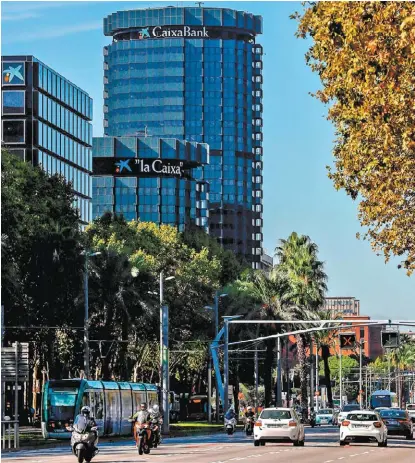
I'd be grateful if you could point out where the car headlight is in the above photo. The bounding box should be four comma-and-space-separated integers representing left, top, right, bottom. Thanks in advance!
82, 433, 90, 440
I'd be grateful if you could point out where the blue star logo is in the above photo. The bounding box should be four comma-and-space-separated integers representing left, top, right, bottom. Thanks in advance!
139, 27, 150, 39
2, 64, 24, 84
115, 159, 132, 173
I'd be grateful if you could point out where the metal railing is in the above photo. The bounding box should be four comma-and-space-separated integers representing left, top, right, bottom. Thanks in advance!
1, 420, 19, 449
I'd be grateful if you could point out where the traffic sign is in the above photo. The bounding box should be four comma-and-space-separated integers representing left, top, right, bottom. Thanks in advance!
1, 342, 29, 382
381, 330, 399, 349
339, 332, 356, 349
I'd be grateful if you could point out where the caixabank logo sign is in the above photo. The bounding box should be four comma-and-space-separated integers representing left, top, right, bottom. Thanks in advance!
94, 157, 196, 179
137, 25, 209, 39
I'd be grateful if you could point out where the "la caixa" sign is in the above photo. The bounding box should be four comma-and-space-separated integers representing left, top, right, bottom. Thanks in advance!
93, 157, 198, 179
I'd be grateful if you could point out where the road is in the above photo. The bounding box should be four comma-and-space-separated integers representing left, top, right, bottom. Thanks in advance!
3, 427, 415, 463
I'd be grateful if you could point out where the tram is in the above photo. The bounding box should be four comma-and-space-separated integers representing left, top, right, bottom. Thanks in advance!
41, 379, 158, 439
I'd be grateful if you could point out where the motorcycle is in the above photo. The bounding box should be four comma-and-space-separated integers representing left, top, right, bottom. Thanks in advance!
225, 417, 237, 435
134, 421, 152, 455
67, 418, 98, 463
245, 417, 254, 436
150, 419, 162, 448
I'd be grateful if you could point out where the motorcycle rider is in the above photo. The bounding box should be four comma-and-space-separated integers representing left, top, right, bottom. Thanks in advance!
149, 404, 162, 445
244, 406, 256, 431
73, 406, 98, 456
131, 403, 151, 424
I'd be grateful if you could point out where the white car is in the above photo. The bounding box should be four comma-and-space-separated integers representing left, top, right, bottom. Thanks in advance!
337, 404, 360, 427
406, 404, 415, 423
339, 411, 387, 447
253, 407, 305, 447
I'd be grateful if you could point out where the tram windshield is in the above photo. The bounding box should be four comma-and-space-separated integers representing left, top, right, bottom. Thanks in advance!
47, 387, 78, 421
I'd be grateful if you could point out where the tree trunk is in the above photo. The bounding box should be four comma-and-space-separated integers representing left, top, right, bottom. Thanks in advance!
264, 339, 274, 407
321, 344, 333, 408
296, 334, 308, 417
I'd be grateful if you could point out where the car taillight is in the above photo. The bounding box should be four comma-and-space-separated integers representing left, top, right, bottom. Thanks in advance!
288, 420, 297, 427
341, 420, 350, 427
254, 421, 262, 427
373, 422, 382, 428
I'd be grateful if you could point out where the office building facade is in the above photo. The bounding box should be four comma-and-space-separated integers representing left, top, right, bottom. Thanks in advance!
323, 297, 361, 317
92, 136, 209, 230
1, 56, 93, 223
101, 6, 263, 267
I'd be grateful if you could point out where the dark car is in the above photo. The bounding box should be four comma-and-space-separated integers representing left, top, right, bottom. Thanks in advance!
379, 409, 414, 440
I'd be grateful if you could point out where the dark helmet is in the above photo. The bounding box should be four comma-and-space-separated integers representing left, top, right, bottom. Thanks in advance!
81, 406, 91, 416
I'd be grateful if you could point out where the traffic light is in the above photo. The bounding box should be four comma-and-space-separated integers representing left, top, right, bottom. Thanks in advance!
381, 330, 399, 349
339, 332, 356, 349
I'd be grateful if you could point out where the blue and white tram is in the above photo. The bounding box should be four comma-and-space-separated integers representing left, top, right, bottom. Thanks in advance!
42, 379, 159, 439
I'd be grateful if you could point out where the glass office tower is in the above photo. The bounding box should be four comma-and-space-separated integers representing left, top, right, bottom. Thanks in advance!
1, 55, 93, 223
103, 7, 263, 267
92, 136, 209, 230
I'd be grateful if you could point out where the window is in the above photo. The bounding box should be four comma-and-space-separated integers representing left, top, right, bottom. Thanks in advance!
2, 91, 25, 114
2, 120, 25, 143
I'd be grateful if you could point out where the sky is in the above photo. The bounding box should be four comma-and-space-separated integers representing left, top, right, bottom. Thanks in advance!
1, 0, 414, 320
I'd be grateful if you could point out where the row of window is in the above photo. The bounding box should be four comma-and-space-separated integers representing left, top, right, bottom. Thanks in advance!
37, 92, 92, 145
37, 121, 92, 172
38, 150, 91, 198
37, 62, 92, 120
2, 90, 25, 115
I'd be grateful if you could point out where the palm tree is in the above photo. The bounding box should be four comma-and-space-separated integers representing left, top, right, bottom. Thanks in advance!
275, 232, 328, 413
313, 311, 341, 408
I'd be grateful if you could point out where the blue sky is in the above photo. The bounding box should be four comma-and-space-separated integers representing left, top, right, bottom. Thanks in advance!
2, 1, 414, 319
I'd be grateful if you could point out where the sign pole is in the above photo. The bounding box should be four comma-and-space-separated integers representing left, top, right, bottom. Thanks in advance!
162, 305, 169, 434
14, 342, 19, 445
339, 339, 343, 409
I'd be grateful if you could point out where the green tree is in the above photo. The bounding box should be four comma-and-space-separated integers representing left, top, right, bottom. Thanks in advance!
1, 150, 84, 380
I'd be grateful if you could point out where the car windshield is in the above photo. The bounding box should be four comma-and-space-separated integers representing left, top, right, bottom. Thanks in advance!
318, 409, 332, 415
380, 410, 406, 419
347, 413, 378, 422
260, 410, 292, 420
343, 405, 359, 412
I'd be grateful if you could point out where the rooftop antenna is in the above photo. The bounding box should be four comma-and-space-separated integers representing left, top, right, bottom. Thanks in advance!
195, 2, 204, 7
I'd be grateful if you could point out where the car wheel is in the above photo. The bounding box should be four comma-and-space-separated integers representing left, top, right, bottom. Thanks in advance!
299, 440, 305, 446
293, 440, 299, 446
406, 433, 413, 440
254, 440, 260, 447
339, 441, 346, 446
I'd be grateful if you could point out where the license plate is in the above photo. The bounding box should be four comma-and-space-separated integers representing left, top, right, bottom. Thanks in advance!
267, 424, 283, 428
353, 424, 369, 428
321, 419, 328, 423
387, 420, 398, 425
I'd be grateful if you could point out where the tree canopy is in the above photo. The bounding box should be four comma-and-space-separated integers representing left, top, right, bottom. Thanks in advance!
294, 2, 415, 273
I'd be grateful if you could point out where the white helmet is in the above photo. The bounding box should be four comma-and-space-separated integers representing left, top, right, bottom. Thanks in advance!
152, 404, 159, 413
81, 406, 91, 415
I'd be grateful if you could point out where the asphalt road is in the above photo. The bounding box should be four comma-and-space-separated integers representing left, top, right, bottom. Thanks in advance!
3, 427, 415, 463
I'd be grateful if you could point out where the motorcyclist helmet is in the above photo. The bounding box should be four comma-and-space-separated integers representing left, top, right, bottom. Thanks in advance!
247, 406, 253, 412
81, 406, 91, 416
140, 403, 147, 410
152, 404, 159, 413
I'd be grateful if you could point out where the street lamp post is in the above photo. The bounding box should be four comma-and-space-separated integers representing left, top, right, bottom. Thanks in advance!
205, 291, 227, 423
159, 271, 174, 434
223, 315, 242, 416
83, 251, 101, 379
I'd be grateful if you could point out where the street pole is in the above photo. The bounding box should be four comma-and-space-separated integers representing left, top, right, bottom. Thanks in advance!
254, 347, 259, 416
214, 292, 220, 423
315, 341, 319, 413
160, 270, 164, 393
84, 256, 90, 379
339, 345, 343, 409
208, 356, 212, 423
276, 337, 282, 406
359, 340, 363, 409
310, 338, 315, 411
162, 305, 169, 434
224, 318, 229, 415
285, 338, 290, 407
